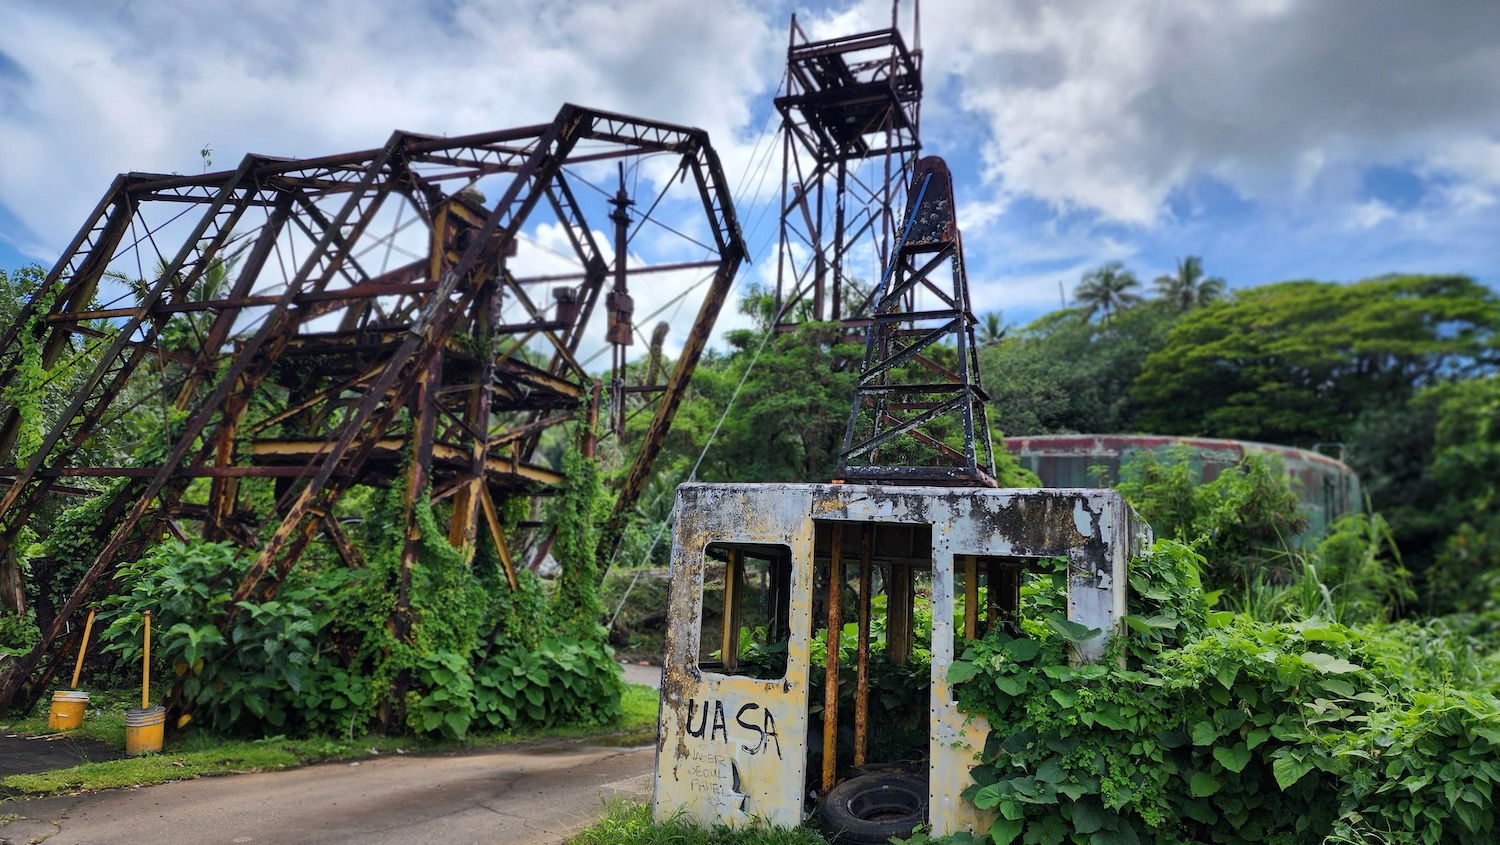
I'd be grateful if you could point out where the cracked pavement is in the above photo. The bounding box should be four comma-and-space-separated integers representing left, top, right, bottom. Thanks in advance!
0, 739, 654, 845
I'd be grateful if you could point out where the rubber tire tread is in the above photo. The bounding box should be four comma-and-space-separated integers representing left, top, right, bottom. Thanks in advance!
819, 772, 927, 845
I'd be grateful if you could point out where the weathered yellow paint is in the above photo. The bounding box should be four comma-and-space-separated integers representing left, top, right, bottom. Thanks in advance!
653, 483, 1152, 835
654, 485, 816, 829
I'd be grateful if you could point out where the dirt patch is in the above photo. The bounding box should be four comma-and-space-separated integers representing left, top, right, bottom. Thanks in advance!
0, 733, 122, 778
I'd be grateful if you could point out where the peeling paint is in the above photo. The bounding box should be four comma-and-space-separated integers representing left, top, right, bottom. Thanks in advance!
653, 483, 1151, 835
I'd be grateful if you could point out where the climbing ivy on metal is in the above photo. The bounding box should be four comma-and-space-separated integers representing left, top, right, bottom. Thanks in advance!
0, 103, 745, 709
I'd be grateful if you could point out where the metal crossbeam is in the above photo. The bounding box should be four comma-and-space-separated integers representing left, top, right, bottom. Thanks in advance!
835, 156, 997, 488
0, 103, 745, 712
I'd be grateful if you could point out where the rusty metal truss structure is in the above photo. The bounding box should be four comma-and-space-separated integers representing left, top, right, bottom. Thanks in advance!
0, 103, 745, 709
772, 7, 922, 330
836, 156, 995, 487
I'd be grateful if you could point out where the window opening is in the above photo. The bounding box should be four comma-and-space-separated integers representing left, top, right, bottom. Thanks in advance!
697, 542, 792, 680
953, 556, 1025, 645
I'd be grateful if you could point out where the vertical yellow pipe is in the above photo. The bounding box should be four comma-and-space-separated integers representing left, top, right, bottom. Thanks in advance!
721, 550, 742, 672
479, 485, 519, 591
142, 610, 152, 709
853, 527, 873, 767
70, 609, 96, 689
963, 555, 978, 640
822, 524, 843, 793
889, 562, 910, 666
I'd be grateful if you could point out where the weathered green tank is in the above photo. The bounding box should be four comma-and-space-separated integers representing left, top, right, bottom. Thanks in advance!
1005, 434, 1360, 543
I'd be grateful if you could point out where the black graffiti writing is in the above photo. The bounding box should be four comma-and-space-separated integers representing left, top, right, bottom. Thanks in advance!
735, 702, 782, 758
681, 698, 783, 759
710, 700, 728, 742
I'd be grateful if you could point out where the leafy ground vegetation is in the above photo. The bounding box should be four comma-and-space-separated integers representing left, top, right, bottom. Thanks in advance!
3, 257, 1500, 843
29, 448, 625, 741
569, 799, 832, 845
944, 538, 1498, 845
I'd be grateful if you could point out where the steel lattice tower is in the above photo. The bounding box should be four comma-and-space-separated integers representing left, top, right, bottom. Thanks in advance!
772, 5, 923, 332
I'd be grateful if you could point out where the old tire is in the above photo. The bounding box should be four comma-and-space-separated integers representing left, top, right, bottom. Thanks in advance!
820, 772, 927, 845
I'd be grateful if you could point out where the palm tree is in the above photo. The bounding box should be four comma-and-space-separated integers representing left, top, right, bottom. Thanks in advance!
1154, 256, 1225, 310
1075, 262, 1142, 324
978, 311, 1007, 347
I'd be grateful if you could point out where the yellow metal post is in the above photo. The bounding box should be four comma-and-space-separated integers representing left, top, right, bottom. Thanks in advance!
854, 527, 873, 767
478, 485, 519, 591
721, 550, 742, 672
70, 608, 96, 689
822, 524, 844, 793
963, 555, 978, 640
142, 610, 151, 709
888, 562, 910, 666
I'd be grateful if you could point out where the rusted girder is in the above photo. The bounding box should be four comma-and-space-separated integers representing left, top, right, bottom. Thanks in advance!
773, 15, 922, 330
0, 103, 745, 712
835, 156, 997, 488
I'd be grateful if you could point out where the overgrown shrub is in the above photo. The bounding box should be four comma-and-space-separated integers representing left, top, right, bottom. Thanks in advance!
95, 449, 624, 740
101, 539, 355, 733
1117, 450, 1306, 587
474, 637, 624, 731
0, 607, 39, 655
947, 541, 1500, 845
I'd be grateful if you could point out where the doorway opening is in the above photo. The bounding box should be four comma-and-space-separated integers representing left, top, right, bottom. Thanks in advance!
809, 520, 933, 799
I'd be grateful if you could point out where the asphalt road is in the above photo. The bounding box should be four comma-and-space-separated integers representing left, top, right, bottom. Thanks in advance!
1, 738, 655, 845
2, 667, 664, 845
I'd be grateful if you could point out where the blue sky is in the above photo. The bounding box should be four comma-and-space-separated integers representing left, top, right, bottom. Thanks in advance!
1, 0, 1497, 332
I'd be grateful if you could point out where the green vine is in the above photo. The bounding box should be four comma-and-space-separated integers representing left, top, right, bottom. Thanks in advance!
938, 541, 1500, 845
548, 446, 610, 640
2, 284, 59, 464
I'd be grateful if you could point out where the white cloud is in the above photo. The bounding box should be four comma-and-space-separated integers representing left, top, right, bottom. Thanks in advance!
818, 0, 1500, 227
1348, 199, 1396, 230
0, 0, 780, 259
3, 0, 1499, 339
1427, 138, 1500, 190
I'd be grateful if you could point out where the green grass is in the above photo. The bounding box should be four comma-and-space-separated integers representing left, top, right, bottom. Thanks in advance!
2, 682, 662, 797
617, 682, 661, 731
568, 799, 831, 845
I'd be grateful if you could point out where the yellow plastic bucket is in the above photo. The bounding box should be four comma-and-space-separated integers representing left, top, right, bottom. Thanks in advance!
124, 705, 165, 755
47, 690, 89, 730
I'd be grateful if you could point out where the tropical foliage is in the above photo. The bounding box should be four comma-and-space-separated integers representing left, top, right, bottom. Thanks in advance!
946, 540, 1500, 845
1074, 261, 1142, 324
1153, 255, 1225, 310
981, 270, 1500, 615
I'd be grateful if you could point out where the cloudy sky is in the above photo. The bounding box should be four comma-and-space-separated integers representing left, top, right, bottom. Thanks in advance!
1, 0, 1497, 332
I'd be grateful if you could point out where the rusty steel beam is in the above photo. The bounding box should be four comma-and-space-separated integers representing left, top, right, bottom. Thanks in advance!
0, 155, 267, 563
599, 148, 746, 573
20, 141, 403, 639
854, 526, 873, 767
773, 17, 921, 331
222, 108, 584, 615
0, 103, 745, 713
822, 523, 844, 794
836, 156, 996, 488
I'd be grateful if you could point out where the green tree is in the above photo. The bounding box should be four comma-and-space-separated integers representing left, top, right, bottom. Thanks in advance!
0, 265, 45, 327
1153, 255, 1225, 310
1351, 375, 1500, 614
1074, 261, 1141, 324
1133, 274, 1499, 446
982, 300, 1180, 436
696, 320, 861, 482
978, 311, 1007, 347
1116, 449, 1306, 589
